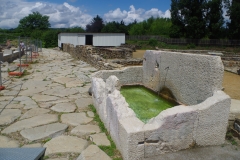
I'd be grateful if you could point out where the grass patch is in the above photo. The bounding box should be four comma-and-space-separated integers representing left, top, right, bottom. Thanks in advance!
226, 131, 238, 146
42, 137, 51, 144
30, 60, 39, 64
89, 104, 122, 160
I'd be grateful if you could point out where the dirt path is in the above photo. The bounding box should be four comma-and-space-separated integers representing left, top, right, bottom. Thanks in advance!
132, 50, 146, 58
223, 71, 240, 100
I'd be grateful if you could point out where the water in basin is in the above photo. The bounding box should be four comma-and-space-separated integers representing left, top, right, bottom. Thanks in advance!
120, 85, 177, 123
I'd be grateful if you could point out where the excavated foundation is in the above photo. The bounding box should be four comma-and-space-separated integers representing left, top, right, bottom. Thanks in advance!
91, 50, 231, 160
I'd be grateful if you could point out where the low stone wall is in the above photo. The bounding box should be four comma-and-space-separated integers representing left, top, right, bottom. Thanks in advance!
222, 60, 240, 67
62, 43, 143, 70
91, 50, 231, 160
2, 49, 24, 63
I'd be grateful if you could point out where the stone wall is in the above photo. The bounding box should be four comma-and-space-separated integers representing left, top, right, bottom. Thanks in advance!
2, 49, 25, 63
91, 50, 231, 160
62, 43, 143, 70
222, 60, 240, 67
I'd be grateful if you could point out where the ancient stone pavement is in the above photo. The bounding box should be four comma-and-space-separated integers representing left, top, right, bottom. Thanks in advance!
0, 48, 111, 160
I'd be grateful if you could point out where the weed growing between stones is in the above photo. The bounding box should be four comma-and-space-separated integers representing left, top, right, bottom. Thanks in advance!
226, 131, 238, 146
89, 104, 122, 160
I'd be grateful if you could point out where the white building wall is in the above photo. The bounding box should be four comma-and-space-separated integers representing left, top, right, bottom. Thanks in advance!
93, 33, 125, 46
58, 33, 83, 47
58, 33, 125, 47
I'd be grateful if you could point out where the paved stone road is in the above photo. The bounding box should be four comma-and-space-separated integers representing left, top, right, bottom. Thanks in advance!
0, 48, 111, 160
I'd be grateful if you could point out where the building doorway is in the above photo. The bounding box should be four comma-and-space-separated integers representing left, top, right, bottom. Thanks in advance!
85, 35, 93, 45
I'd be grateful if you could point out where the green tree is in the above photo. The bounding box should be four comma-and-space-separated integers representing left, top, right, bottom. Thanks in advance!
170, 0, 185, 38
66, 26, 85, 33
31, 30, 43, 40
206, 0, 224, 39
17, 12, 50, 36
129, 17, 171, 36
225, 0, 240, 39
101, 20, 128, 34
41, 30, 58, 48
170, 0, 207, 39
101, 21, 121, 33
86, 15, 104, 32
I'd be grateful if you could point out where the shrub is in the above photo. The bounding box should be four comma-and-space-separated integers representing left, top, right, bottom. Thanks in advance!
148, 38, 158, 47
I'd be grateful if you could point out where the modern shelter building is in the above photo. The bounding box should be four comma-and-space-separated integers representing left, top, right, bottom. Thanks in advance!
58, 33, 125, 48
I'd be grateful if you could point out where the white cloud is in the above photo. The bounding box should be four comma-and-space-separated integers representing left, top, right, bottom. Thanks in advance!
0, 1, 171, 29
104, 5, 171, 24
0, 0, 92, 29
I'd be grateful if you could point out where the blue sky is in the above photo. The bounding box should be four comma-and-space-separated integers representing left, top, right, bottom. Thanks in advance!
0, 0, 171, 28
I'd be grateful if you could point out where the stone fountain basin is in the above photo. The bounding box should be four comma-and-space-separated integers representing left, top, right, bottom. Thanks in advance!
91, 50, 230, 160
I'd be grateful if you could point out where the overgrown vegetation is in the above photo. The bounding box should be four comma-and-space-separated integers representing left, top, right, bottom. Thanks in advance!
127, 39, 240, 53
89, 104, 122, 160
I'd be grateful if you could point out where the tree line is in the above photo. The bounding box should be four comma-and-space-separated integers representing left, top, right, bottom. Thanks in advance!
0, 0, 239, 48
170, 0, 240, 39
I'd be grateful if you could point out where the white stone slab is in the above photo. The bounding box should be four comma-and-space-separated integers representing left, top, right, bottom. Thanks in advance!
75, 98, 93, 110
0, 135, 19, 148
2, 114, 58, 134
87, 111, 94, 118
20, 123, 68, 141
89, 133, 110, 146
20, 108, 50, 120
42, 88, 78, 97
76, 145, 111, 160
71, 125, 100, 136
51, 103, 76, 113
0, 109, 22, 125
43, 136, 88, 155
32, 95, 59, 102
22, 143, 42, 148
52, 77, 75, 85
61, 113, 93, 126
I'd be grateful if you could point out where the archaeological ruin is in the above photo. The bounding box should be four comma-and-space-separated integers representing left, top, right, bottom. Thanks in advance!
91, 50, 231, 159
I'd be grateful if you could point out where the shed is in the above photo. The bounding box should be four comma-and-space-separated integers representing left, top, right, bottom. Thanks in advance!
58, 33, 125, 48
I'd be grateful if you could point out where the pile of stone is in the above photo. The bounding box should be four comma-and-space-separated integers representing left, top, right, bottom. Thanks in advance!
63, 44, 143, 70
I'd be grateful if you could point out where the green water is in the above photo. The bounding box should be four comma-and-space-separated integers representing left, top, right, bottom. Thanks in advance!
120, 85, 176, 123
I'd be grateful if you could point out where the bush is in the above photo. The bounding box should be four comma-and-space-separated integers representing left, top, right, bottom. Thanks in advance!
187, 43, 196, 49
148, 38, 158, 47
41, 30, 58, 48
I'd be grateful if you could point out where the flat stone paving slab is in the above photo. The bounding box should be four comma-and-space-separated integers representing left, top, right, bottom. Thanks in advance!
89, 133, 110, 146
0, 135, 19, 148
0, 109, 22, 125
87, 111, 94, 118
76, 145, 111, 160
75, 98, 93, 110
20, 108, 50, 120
61, 113, 93, 126
51, 103, 76, 113
71, 125, 101, 137
2, 114, 58, 134
42, 88, 79, 97
22, 143, 42, 148
52, 77, 75, 85
20, 123, 68, 141
66, 79, 83, 88
32, 95, 59, 102
43, 135, 88, 155
4, 103, 24, 109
